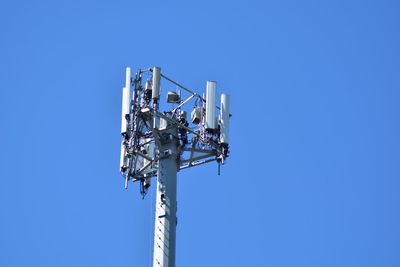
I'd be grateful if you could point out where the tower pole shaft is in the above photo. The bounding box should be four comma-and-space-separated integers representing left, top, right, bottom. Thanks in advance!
153, 125, 178, 267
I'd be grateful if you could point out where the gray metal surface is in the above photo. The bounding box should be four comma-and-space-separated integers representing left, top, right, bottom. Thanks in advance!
153, 122, 178, 267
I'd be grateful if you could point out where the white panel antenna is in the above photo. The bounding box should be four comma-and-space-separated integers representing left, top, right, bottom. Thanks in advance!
121, 87, 130, 134
121, 67, 132, 135
205, 81, 216, 130
120, 142, 127, 171
125, 67, 132, 90
219, 93, 230, 144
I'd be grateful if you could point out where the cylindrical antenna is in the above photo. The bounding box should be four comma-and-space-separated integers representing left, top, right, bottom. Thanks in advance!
205, 81, 217, 130
152, 67, 161, 100
220, 93, 230, 144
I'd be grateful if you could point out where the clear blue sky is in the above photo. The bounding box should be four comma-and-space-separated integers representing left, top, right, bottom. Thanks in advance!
1, 0, 399, 266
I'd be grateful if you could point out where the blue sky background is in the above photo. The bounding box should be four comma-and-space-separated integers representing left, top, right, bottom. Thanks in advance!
1, 0, 400, 266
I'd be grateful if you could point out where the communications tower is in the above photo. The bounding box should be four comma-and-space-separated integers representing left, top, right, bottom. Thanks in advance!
119, 67, 231, 267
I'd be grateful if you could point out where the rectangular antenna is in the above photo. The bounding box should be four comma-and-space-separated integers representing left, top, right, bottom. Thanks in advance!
121, 87, 130, 134
125, 67, 131, 90
120, 142, 126, 171
152, 67, 161, 100
220, 93, 230, 144
205, 81, 216, 130
121, 67, 132, 135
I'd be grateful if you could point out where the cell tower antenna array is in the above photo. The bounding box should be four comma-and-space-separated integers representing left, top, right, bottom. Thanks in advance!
119, 67, 231, 267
